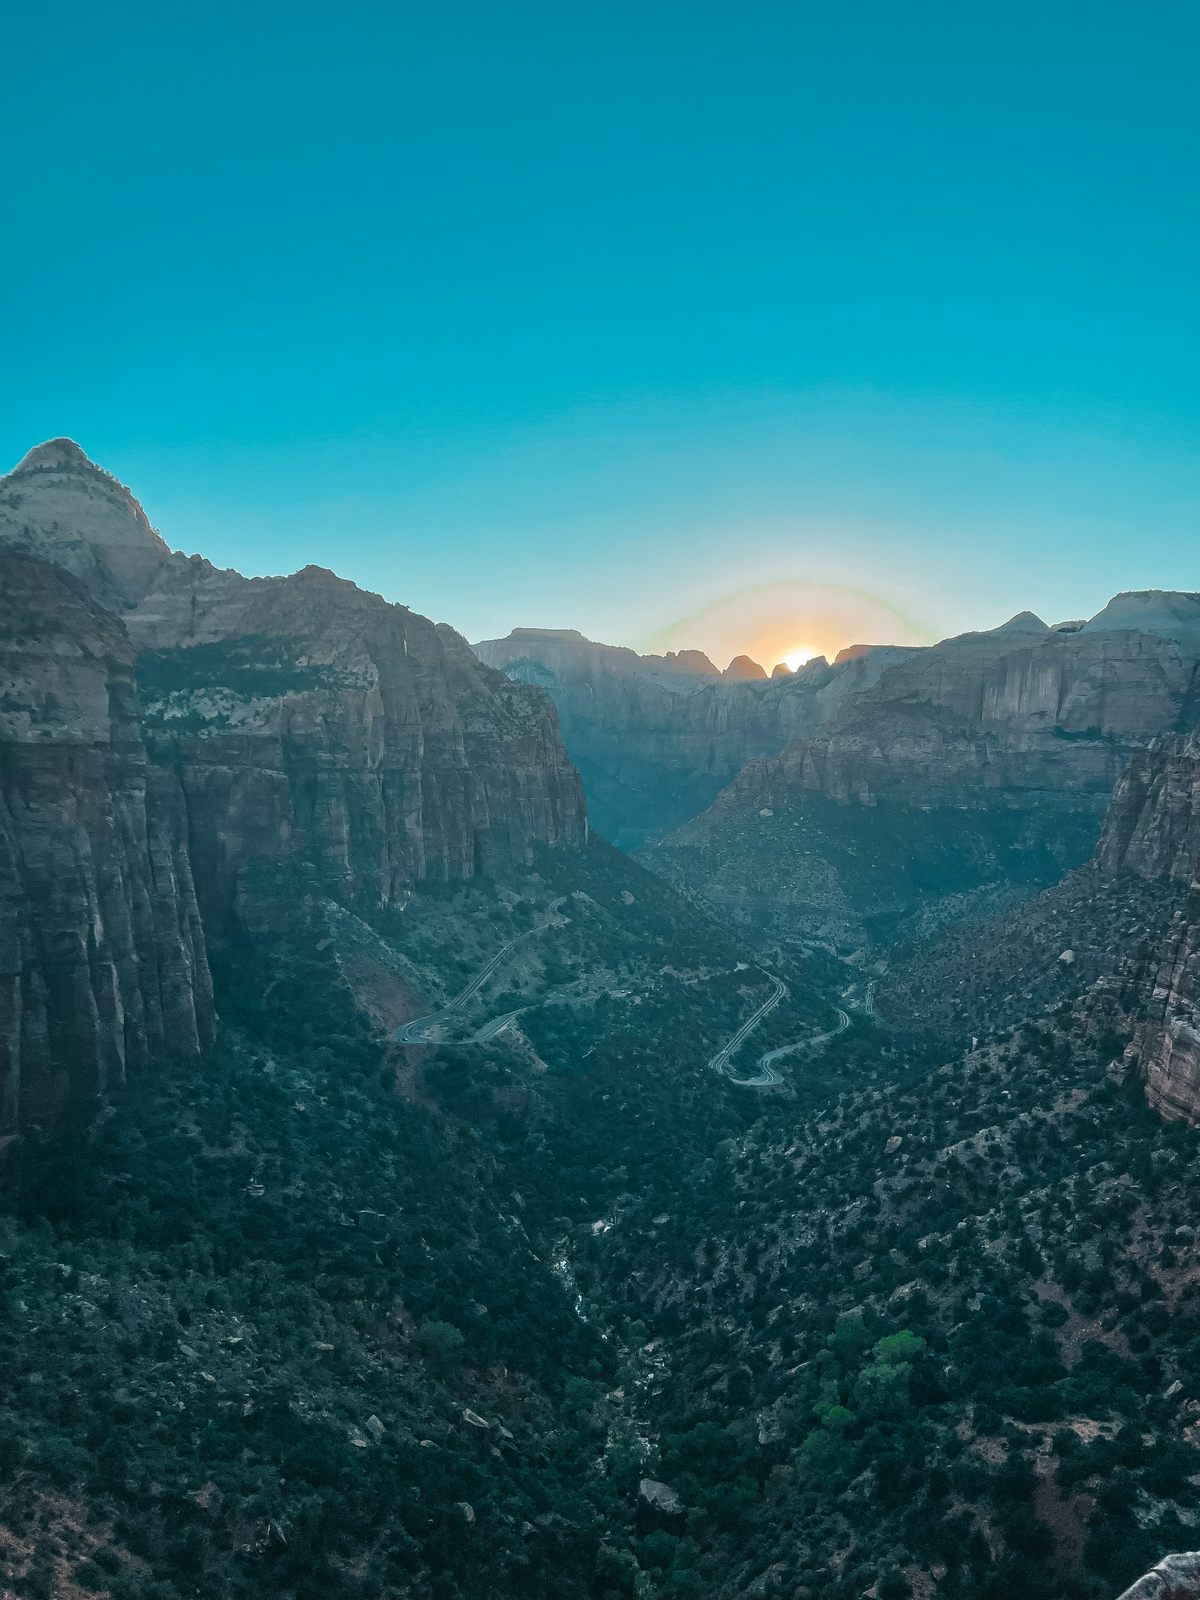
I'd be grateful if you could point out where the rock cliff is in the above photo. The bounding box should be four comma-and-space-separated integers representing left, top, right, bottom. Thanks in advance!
474, 626, 916, 845
0, 551, 213, 1131
0, 442, 588, 1128
1098, 734, 1200, 1123
654, 604, 1200, 950
127, 562, 587, 936
0, 438, 173, 610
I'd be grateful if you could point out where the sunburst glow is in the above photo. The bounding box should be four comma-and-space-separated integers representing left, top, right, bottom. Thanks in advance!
782, 646, 816, 672
644, 582, 933, 677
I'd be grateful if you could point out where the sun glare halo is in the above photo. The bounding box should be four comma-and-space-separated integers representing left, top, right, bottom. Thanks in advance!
782, 646, 816, 672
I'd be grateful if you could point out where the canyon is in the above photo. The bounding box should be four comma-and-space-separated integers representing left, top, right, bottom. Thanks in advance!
2, 439, 1199, 1600
475, 626, 917, 846
0, 441, 585, 1134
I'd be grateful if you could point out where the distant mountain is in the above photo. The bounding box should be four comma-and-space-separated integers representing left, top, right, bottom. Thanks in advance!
475, 626, 917, 846
877, 728, 1200, 1111
651, 594, 1200, 951
4, 438, 1200, 1600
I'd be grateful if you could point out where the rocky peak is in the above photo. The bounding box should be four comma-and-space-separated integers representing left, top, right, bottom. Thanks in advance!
11, 437, 96, 473
0, 437, 173, 610
722, 653, 767, 681
665, 648, 720, 675
1084, 590, 1200, 638
991, 609, 1049, 633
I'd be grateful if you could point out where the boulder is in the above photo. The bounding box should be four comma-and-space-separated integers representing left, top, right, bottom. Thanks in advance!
1115, 1552, 1200, 1600
637, 1478, 684, 1532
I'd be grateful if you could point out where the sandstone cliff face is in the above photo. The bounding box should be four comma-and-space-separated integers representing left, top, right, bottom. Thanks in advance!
0, 443, 587, 931
752, 617, 1200, 808
655, 608, 1200, 951
0, 552, 213, 1132
0, 442, 589, 1128
1096, 734, 1200, 1123
1098, 732, 1200, 883
0, 439, 172, 610
127, 563, 587, 935
474, 626, 915, 844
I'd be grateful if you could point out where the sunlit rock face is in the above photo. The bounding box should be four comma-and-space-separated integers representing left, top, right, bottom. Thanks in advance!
0, 550, 213, 1132
722, 653, 767, 681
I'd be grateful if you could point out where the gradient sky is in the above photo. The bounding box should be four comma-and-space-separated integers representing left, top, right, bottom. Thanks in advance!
2, 1, 1197, 668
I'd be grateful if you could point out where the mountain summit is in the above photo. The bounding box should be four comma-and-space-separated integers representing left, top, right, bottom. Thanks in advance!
0, 437, 171, 608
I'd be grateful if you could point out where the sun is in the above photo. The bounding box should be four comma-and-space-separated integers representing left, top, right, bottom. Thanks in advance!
781, 646, 816, 672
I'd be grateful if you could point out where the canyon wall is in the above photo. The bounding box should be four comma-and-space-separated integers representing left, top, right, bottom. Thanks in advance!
1098, 734, 1200, 1123
128, 564, 587, 936
475, 625, 916, 845
0, 442, 588, 1129
654, 609, 1200, 951
0, 551, 213, 1130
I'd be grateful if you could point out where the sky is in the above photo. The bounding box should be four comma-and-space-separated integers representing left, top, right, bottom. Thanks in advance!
1, 0, 1197, 669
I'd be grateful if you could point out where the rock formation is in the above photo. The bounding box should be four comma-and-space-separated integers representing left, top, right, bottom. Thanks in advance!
0, 551, 213, 1130
654, 601, 1200, 950
0, 442, 588, 1129
1097, 734, 1200, 1122
1115, 1552, 1200, 1600
474, 627, 917, 845
0, 438, 173, 610
126, 562, 587, 936
722, 653, 767, 681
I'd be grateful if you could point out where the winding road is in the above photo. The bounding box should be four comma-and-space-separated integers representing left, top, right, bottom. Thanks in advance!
471, 1007, 527, 1042
394, 899, 565, 1044
708, 975, 787, 1081
395, 889, 857, 1090
713, 983, 852, 1088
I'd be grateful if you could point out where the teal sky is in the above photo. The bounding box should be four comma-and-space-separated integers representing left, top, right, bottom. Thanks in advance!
2, 1, 1197, 665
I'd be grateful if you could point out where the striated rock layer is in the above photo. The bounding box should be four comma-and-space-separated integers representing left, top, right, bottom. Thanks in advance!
0, 552, 213, 1130
475, 626, 916, 845
655, 607, 1200, 950
128, 563, 588, 936
0, 442, 589, 1129
1099, 734, 1200, 1123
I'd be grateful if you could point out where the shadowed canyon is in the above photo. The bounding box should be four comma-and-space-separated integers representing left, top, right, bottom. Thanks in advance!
2, 442, 1199, 1600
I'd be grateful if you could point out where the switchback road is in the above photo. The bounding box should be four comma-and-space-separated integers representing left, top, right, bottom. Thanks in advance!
394, 899, 565, 1044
